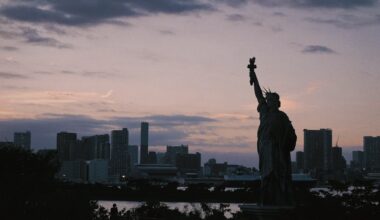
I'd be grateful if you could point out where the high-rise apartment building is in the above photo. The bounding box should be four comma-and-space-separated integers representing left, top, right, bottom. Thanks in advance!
304, 129, 332, 171
364, 136, 380, 171
14, 131, 31, 150
140, 122, 149, 164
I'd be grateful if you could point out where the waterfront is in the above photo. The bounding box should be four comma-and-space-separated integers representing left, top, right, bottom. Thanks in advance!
99, 201, 242, 218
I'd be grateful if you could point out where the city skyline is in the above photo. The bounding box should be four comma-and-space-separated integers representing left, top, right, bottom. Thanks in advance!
1, 0, 380, 167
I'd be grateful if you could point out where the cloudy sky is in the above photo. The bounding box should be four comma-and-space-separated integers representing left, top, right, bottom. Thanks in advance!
1, 0, 380, 166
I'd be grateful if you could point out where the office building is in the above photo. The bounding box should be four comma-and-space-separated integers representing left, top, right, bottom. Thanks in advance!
140, 122, 149, 164
304, 129, 332, 171
110, 129, 129, 177
176, 152, 201, 175
332, 146, 346, 171
127, 145, 139, 171
204, 158, 228, 177
166, 145, 189, 165
14, 131, 31, 150
156, 152, 167, 164
364, 136, 380, 171
87, 159, 109, 183
351, 151, 364, 169
59, 160, 87, 182
147, 151, 157, 164
81, 134, 110, 160
57, 132, 77, 161
296, 151, 304, 172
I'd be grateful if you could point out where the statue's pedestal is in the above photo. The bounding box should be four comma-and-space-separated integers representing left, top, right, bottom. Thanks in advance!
239, 204, 295, 220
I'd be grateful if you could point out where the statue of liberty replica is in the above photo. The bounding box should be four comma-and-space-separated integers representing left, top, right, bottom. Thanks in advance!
247, 57, 297, 206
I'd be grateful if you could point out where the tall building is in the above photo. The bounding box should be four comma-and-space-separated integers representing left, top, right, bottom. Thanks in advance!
351, 151, 364, 169
364, 136, 380, 171
140, 122, 149, 164
110, 128, 129, 178
304, 129, 332, 171
57, 132, 77, 161
81, 134, 110, 160
111, 128, 129, 149
166, 145, 189, 164
331, 146, 346, 171
295, 151, 304, 172
14, 131, 31, 150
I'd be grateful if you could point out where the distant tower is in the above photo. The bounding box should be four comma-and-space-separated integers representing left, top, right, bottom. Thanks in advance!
304, 129, 332, 171
140, 122, 149, 164
14, 131, 31, 150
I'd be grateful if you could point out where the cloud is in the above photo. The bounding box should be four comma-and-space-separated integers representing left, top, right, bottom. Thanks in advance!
0, 0, 213, 26
0, 25, 70, 48
0, 46, 18, 51
305, 14, 380, 29
302, 45, 337, 54
273, 12, 286, 17
251, 0, 378, 9
0, 71, 28, 79
0, 113, 217, 149
20, 27, 71, 48
226, 14, 246, 22
212, 0, 248, 7
33, 70, 116, 78
101, 90, 113, 98
159, 30, 175, 35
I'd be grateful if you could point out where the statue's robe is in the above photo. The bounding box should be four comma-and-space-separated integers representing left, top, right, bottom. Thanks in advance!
257, 101, 297, 206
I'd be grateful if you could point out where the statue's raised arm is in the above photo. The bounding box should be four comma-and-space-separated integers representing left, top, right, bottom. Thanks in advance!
247, 57, 265, 104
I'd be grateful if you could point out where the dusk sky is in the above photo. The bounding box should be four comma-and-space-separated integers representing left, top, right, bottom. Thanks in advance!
1, 0, 380, 167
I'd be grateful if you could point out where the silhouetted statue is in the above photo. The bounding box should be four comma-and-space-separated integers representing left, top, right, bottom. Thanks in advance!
248, 57, 297, 206
110, 203, 119, 220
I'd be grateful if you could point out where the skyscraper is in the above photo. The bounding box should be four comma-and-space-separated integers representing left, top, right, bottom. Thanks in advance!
81, 134, 110, 160
140, 122, 149, 164
331, 146, 346, 171
110, 128, 129, 178
14, 131, 31, 150
111, 128, 129, 149
364, 136, 380, 171
57, 132, 77, 161
304, 129, 332, 171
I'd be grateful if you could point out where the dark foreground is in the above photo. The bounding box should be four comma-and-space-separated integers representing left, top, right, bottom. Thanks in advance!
1, 146, 380, 220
